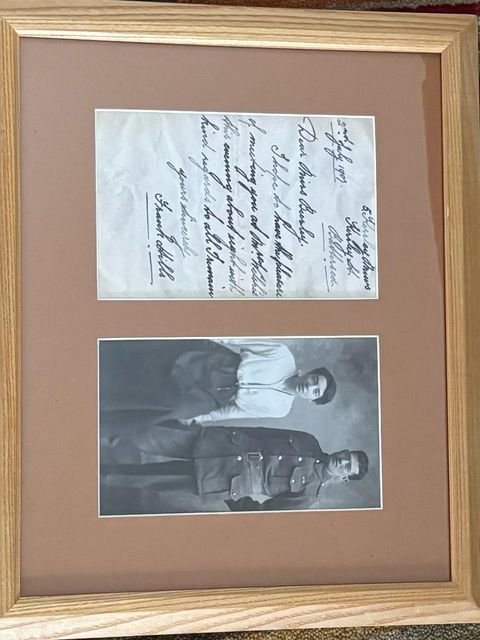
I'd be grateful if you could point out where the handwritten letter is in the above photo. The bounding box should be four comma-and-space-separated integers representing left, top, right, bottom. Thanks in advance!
96, 110, 377, 299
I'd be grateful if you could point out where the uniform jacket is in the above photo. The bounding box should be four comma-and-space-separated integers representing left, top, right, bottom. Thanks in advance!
193, 425, 329, 511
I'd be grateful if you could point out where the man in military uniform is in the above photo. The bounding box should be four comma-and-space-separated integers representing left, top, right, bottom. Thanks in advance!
100, 420, 368, 515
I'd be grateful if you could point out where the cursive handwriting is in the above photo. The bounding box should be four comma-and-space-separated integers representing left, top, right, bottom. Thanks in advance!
204, 221, 226, 297
235, 132, 258, 214
296, 117, 318, 247
324, 119, 355, 185
200, 114, 219, 153
189, 152, 216, 205
223, 115, 240, 140
361, 204, 375, 251
227, 231, 247, 295
140, 113, 374, 298
360, 205, 376, 290
209, 142, 233, 193
327, 225, 345, 289
250, 215, 269, 297
345, 216, 362, 279
239, 117, 267, 135
152, 192, 184, 281
298, 117, 317, 150
166, 162, 197, 259
271, 212, 294, 297
344, 211, 376, 291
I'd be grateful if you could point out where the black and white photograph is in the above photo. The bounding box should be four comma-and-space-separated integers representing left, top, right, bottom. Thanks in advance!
98, 336, 381, 516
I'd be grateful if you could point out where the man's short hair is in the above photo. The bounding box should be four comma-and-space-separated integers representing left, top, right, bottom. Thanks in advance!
348, 450, 369, 480
308, 367, 337, 405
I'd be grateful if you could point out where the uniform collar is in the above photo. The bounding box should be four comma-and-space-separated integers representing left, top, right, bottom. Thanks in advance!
313, 457, 329, 483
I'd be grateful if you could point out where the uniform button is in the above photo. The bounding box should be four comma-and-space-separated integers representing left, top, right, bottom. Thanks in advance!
298, 456, 303, 462
236, 455, 242, 461
278, 455, 283, 461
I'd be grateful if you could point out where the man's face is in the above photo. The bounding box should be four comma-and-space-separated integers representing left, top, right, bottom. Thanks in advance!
296, 372, 327, 401
327, 450, 360, 480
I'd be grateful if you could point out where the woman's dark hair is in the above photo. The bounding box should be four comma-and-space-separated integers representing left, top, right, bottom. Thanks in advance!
306, 367, 337, 405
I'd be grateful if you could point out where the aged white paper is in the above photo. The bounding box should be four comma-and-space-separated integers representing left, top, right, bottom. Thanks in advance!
96, 110, 377, 299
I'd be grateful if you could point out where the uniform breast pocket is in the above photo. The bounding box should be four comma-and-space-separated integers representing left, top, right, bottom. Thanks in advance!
230, 473, 251, 500
287, 434, 301, 452
289, 467, 307, 494
229, 429, 242, 446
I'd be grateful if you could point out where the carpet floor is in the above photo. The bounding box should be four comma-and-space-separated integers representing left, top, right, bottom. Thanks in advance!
101, 624, 480, 639
178, 0, 480, 14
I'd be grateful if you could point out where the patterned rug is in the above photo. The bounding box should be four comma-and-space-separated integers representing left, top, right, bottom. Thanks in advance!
178, 0, 480, 13
102, 624, 480, 639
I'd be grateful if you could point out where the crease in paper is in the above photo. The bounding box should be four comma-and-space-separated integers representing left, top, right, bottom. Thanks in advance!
96, 110, 377, 300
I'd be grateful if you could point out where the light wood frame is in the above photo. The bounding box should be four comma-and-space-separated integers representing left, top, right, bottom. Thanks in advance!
1, 1, 479, 637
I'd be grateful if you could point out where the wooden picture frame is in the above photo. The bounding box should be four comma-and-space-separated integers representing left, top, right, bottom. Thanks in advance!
1, 1, 479, 637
